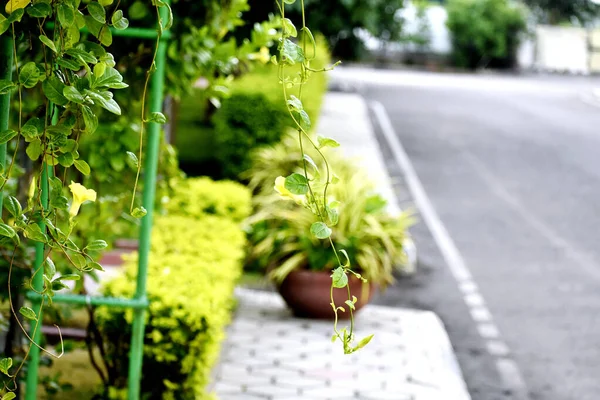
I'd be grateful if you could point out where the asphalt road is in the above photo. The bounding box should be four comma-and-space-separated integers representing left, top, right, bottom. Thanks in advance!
331, 68, 600, 400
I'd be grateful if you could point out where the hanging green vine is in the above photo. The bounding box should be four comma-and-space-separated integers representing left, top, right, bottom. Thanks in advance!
0, 0, 170, 395
275, 0, 373, 354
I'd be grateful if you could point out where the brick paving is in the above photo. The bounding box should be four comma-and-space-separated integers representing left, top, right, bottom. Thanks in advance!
209, 288, 470, 400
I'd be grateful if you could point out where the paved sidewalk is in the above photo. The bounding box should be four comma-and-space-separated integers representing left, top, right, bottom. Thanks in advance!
210, 288, 470, 400
210, 92, 470, 400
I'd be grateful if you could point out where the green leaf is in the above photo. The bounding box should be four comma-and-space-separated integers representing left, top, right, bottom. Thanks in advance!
147, 112, 166, 124
65, 48, 98, 64
287, 95, 303, 111
296, 110, 311, 131
0, 358, 13, 375
6, 8, 24, 23
44, 258, 56, 278
345, 299, 356, 310
19, 306, 37, 321
63, 86, 85, 104
331, 267, 348, 288
284, 173, 308, 195
50, 194, 69, 210
19, 62, 40, 88
128, 1, 148, 19
283, 18, 297, 37
326, 205, 339, 226
302, 154, 319, 175
331, 334, 337, 343
89, 262, 105, 272
93, 61, 106, 78
58, 272, 82, 280
283, 0, 296, 3
126, 151, 138, 167
57, 3, 75, 27
339, 249, 350, 267
85, 239, 107, 251
64, 24, 81, 50
5, 196, 22, 218
281, 38, 305, 65
75, 9, 86, 28
0, 129, 18, 145
26, 2, 52, 17
85, 90, 121, 115
24, 224, 48, 243
111, 9, 128, 30
87, 2, 106, 23
57, 58, 82, 71
21, 118, 40, 141
317, 136, 340, 149
301, 27, 317, 60
2, 392, 16, 400
74, 159, 91, 175
58, 152, 75, 167
26, 139, 43, 161
0, 223, 16, 238
68, 253, 87, 270
310, 221, 332, 239
99, 25, 112, 46
81, 105, 98, 134
131, 206, 147, 218
39, 35, 57, 53
0, 17, 8, 37
92, 67, 125, 89
355, 334, 374, 350
43, 77, 68, 106
0, 79, 16, 95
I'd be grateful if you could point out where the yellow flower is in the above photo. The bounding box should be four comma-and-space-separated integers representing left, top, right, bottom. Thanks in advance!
250, 46, 271, 64
5, 0, 31, 14
69, 182, 97, 218
274, 176, 305, 205
28, 176, 36, 201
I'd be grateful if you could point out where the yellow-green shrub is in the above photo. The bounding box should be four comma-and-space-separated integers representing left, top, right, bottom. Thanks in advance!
162, 177, 252, 223
97, 178, 251, 399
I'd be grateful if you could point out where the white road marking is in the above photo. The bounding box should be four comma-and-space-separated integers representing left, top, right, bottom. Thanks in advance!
370, 100, 530, 400
477, 323, 501, 339
470, 307, 492, 322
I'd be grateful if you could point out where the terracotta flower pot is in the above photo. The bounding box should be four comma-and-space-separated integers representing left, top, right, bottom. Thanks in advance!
277, 270, 375, 320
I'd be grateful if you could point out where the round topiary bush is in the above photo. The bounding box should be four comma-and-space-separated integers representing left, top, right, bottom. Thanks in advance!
212, 92, 286, 180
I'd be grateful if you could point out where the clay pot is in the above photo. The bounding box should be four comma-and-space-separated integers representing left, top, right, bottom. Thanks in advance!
277, 270, 375, 320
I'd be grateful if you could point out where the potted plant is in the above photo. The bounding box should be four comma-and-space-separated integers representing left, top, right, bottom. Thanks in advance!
245, 133, 415, 319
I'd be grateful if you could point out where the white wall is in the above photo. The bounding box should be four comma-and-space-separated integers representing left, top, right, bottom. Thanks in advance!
534, 25, 589, 74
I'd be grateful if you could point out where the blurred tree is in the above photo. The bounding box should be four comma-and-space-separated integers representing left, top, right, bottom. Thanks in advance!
523, 0, 600, 24
244, 0, 406, 60
446, 0, 527, 69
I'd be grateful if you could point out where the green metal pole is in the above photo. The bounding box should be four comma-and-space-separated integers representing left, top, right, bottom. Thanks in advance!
0, 35, 13, 212
24, 163, 50, 400
127, 6, 170, 398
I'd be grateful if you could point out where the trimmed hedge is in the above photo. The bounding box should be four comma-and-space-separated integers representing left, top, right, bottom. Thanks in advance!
97, 178, 251, 399
212, 93, 286, 179
162, 177, 252, 223
175, 35, 331, 179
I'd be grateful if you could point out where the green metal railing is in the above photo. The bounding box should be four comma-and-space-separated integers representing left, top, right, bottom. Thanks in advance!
0, 3, 170, 399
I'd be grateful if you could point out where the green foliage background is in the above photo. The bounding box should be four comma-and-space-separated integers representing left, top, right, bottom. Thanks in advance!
446, 0, 527, 69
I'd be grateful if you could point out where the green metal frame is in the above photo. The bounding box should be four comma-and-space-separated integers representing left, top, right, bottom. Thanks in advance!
0, 4, 171, 399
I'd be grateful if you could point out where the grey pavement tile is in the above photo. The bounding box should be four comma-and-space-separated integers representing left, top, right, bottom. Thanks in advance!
219, 370, 273, 388
358, 390, 414, 400
215, 287, 470, 400
247, 384, 301, 398
301, 386, 358, 399
218, 394, 268, 400
211, 381, 243, 394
